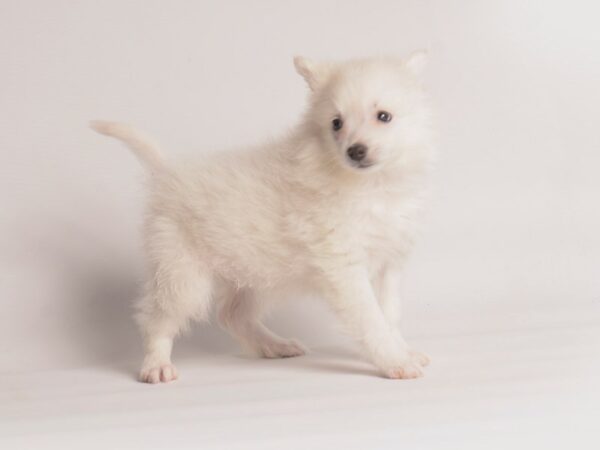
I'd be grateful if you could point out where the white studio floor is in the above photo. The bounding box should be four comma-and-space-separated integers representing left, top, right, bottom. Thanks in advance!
1, 303, 598, 450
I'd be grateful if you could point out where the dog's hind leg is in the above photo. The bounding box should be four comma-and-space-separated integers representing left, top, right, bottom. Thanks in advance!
135, 218, 213, 383
217, 288, 306, 358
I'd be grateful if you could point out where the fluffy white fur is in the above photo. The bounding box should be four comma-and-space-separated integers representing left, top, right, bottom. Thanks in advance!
91, 51, 435, 383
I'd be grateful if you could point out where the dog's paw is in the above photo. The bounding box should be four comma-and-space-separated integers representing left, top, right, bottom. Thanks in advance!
381, 360, 424, 379
139, 363, 178, 384
258, 338, 307, 359
410, 350, 430, 367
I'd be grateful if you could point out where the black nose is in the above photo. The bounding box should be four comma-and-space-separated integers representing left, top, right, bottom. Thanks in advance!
347, 143, 368, 162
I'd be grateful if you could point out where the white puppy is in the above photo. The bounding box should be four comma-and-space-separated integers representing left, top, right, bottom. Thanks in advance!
91, 52, 434, 383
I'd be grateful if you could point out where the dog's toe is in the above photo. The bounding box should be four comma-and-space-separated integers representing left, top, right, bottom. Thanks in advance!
410, 350, 430, 367
140, 363, 178, 384
259, 338, 307, 359
382, 360, 424, 379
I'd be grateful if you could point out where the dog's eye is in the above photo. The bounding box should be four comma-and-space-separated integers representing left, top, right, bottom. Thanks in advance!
332, 117, 343, 131
377, 111, 393, 123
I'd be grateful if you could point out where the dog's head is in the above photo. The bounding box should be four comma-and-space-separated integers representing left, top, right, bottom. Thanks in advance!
295, 52, 431, 173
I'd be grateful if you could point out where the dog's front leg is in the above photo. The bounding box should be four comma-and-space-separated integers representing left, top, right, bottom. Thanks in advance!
320, 266, 424, 379
374, 265, 430, 368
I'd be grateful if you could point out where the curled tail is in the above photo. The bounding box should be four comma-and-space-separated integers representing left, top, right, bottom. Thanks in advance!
90, 120, 165, 172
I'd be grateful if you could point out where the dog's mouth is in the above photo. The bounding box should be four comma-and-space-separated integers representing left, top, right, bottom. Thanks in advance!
346, 158, 375, 170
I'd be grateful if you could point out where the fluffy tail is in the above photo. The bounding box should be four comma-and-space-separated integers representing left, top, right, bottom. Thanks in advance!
90, 120, 165, 172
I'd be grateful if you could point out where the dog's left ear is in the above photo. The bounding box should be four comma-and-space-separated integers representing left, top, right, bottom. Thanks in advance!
294, 56, 331, 91
405, 50, 428, 76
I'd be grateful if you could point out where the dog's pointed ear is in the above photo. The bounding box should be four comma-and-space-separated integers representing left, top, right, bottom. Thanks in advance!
405, 50, 428, 76
294, 56, 329, 91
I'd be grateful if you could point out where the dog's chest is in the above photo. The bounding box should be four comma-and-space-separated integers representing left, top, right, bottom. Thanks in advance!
344, 192, 418, 262
289, 183, 421, 266
363, 200, 406, 247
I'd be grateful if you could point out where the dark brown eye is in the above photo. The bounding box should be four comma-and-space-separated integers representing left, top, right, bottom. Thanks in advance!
377, 111, 392, 123
332, 117, 343, 131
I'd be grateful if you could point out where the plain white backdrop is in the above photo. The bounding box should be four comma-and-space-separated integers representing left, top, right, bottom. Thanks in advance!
1, 1, 599, 449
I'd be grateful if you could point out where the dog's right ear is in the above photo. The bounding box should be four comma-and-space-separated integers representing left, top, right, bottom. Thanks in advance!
294, 56, 330, 91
